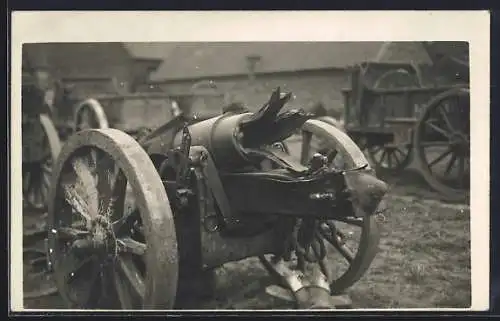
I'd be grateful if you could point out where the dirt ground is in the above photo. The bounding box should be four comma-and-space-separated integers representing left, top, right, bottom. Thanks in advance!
22, 166, 470, 311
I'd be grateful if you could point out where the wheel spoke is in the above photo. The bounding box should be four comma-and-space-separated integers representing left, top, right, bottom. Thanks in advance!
381, 149, 389, 165
82, 264, 103, 308
319, 222, 356, 263
70, 157, 99, 217
419, 141, 450, 148
55, 227, 91, 240
425, 120, 450, 138
326, 149, 338, 167
444, 153, 457, 177
112, 208, 139, 235
301, 130, 313, 165
392, 150, 402, 165
62, 182, 93, 223
324, 232, 355, 264
332, 216, 364, 227
394, 147, 406, 159
23, 168, 31, 195
458, 155, 465, 185
428, 148, 452, 168
39, 173, 50, 201
117, 237, 147, 256
387, 151, 393, 168
318, 255, 332, 283
42, 169, 52, 190
114, 267, 134, 309
115, 255, 146, 302
438, 104, 455, 133
108, 170, 128, 223
98, 264, 120, 308
29, 175, 43, 207
41, 162, 52, 175
64, 254, 97, 285
94, 149, 116, 216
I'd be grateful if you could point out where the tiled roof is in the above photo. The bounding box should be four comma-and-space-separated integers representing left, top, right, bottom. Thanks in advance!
148, 42, 433, 82
122, 42, 177, 60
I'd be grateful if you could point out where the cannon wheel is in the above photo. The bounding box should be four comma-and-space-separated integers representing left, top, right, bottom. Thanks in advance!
47, 129, 178, 309
413, 86, 470, 202
365, 68, 420, 172
284, 119, 381, 294
73, 98, 109, 132
317, 115, 345, 132
23, 114, 62, 210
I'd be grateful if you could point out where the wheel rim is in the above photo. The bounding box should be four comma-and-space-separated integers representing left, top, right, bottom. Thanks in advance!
23, 114, 62, 210
283, 119, 381, 294
74, 99, 109, 132
317, 116, 345, 132
373, 68, 421, 89
414, 86, 470, 201
47, 129, 178, 309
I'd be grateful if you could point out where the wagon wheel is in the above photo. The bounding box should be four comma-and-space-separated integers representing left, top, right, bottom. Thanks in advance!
366, 144, 412, 173
413, 86, 470, 201
73, 99, 109, 132
317, 115, 345, 132
365, 68, 420, 172
23, 114, 62, 210
280, 119, 381, 294
47, 129, 178, 309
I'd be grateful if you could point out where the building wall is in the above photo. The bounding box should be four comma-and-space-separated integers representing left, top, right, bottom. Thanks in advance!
23, 43, 135, 92
155, 69, 350, 116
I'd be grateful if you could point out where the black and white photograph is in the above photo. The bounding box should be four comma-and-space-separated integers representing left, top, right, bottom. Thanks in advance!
10, 11, 490, 312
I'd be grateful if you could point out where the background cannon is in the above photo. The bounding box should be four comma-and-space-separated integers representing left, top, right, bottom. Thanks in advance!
44, 88, 387, 310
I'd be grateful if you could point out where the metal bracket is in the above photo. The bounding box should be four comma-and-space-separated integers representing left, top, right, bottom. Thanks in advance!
189, 146, 242, 230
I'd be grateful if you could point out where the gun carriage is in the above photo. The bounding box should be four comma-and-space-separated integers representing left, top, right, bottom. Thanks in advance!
337, 42, 470, 201
44, 87, 388, 310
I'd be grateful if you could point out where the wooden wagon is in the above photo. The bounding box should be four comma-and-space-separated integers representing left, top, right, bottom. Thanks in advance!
54, 91, 225, 140
23, 74, 225, 212
337, 42, 470, 201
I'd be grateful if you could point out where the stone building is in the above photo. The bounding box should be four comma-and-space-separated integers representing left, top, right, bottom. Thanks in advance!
145, 42, 434, 115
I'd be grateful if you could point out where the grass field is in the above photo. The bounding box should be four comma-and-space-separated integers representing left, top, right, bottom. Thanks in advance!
22, 168, 471, 310
182, 172, 471, 310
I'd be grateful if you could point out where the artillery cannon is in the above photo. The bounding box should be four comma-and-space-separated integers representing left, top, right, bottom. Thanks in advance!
44, 87, 387, 310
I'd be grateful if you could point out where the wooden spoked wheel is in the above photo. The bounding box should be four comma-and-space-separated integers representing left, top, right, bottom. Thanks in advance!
280, 119, 381, 294
366, 144, 412, 172
47, 129, 178, 309
413, 86, 470, 201
365, 68, 420, 172
22, 114, 62, 210
73, 99, 109, 132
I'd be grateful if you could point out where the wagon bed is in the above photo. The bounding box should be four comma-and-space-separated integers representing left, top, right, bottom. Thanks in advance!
339, 42, 470, 201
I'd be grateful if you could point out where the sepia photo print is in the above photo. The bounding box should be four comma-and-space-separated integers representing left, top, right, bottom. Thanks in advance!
10, 11, 490, 312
